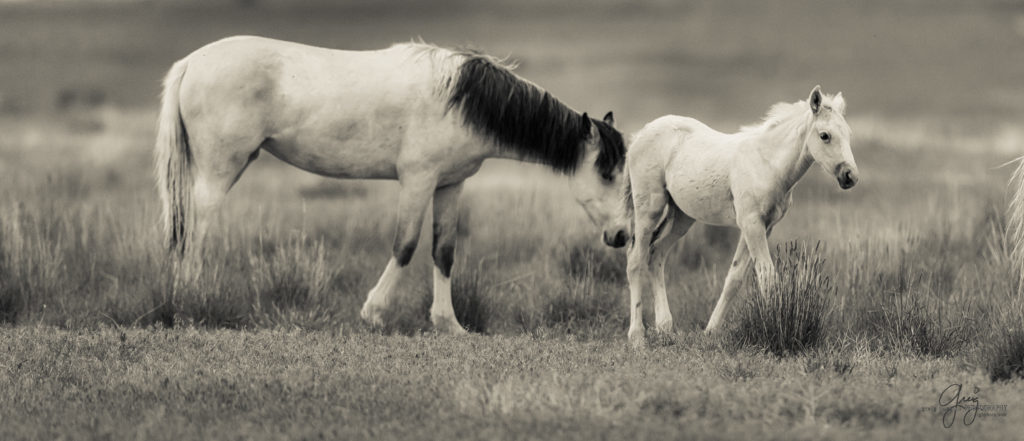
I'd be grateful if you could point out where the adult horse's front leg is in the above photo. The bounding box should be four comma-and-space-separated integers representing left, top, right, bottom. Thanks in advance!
429, 183, 467, 334
360, 174, 436, 327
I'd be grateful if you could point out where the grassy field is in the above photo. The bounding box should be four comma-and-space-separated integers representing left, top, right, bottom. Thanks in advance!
3, 326, 1023, 440
2, 1, 1024, 439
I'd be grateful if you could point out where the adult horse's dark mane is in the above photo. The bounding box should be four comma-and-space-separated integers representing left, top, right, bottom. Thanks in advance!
445, 53, 624, 179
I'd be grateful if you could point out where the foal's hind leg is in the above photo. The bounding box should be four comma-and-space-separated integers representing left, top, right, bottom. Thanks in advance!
360, 173, 437, 327
649, 207, 694, 334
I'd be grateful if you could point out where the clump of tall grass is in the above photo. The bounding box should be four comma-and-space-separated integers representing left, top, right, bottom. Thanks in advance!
451, 259, 492, 333
986, 326, 1024, 381
504, 238, 626, 337
544, 273, 615, 326
249, 233, 340, 329
559, 239, 625, 284
848, 245, 975, 357
0, 203, 70, 324
731, 242, 833, 356
873, 283, 973, 357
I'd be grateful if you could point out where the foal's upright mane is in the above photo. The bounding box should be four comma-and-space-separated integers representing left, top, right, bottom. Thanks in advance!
739, 100, 813, 134
444, 52, 624, 178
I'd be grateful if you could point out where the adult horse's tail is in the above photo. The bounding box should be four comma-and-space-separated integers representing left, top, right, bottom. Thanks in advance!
155, 59, 193, 256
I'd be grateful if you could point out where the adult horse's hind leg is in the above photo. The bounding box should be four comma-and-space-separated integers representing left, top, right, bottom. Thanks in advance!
429, 182, 466, 333
648, 207, 694, 334
360, 173, 437, 327
184, 137, 261, 275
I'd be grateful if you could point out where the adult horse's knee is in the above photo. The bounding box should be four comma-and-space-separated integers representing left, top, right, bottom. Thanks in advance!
393, 241, 417, 266
432, 244, 455, 277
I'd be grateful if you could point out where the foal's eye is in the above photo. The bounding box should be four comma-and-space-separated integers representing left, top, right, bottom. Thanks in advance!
819, 132, 831, 143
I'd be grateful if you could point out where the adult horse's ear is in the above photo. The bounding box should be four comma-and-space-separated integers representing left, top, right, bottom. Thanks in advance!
809, 85, 823, 114
582, 112, 592, 131
603, 111, 615, 126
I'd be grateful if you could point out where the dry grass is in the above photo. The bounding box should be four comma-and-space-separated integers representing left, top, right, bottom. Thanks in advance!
1, 1, 1024, 439
730, 242, 833, 356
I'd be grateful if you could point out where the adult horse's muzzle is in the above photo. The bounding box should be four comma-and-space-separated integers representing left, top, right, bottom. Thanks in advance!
836, 163, 859, 190
603, 229, 629, 248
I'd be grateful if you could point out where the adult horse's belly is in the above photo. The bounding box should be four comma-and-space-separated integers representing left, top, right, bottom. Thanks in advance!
260, 108, 407, 180
260, 134, 399, 180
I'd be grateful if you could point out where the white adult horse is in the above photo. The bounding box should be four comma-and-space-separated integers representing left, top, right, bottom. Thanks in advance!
155, 36, 628, 333
622, 86, 857, 346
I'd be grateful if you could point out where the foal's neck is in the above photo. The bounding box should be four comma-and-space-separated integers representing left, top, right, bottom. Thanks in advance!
757, 112, 815, 192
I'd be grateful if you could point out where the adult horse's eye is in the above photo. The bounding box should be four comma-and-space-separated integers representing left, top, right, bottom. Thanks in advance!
819, 132, 831, 143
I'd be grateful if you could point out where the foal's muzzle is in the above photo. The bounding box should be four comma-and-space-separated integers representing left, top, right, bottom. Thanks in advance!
603, 229, 629, 248
836, 163, 859, 190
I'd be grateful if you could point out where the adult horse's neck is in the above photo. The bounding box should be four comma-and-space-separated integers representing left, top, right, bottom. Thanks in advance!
447, 55, 594, 175
486, 142, 586, 166
755, 110, 815, 192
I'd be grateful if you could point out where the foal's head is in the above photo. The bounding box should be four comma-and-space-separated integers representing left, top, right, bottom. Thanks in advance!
568, 111, 630, 248
805, 86, 858, 189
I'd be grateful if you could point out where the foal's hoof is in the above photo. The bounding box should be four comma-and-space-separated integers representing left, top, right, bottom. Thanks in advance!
654, 320, 674, 335
431, 315, 468, 334
628, 328, 646, 349
359, 303, 386, 327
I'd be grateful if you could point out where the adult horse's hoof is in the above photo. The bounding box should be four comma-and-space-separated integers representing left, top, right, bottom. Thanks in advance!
359, 301, 386, 327
431, 314, 468, 334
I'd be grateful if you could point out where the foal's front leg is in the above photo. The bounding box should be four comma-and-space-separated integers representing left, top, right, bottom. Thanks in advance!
649, 210, 694, 334
704, 239, 750, 333
740, 216, 777, 294
429, 183, 467, 334
705, 217, 775, 333
625, 192, 669, 347
360, 174, 436, 327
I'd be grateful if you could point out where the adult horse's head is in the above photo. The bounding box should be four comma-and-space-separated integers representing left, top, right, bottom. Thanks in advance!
805, 86, 858, 189
568, 111, 630, 248
444, 53, 628, 247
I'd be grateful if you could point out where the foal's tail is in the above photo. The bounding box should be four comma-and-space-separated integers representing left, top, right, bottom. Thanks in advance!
155, 58, 193, 256
1009, 156, 1024, 292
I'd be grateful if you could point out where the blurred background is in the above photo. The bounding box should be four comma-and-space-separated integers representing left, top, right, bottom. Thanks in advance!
0, 0, 1021, 333
2, 0, 1023, 136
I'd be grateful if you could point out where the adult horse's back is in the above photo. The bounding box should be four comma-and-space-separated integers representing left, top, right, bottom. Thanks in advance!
155, 36, 627, 332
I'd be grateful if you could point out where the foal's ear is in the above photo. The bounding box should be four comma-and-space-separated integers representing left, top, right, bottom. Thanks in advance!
603, 111, 615, 126
809, 85, 823, 114
582, 112, 592, 131
833, 92, 846, 115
